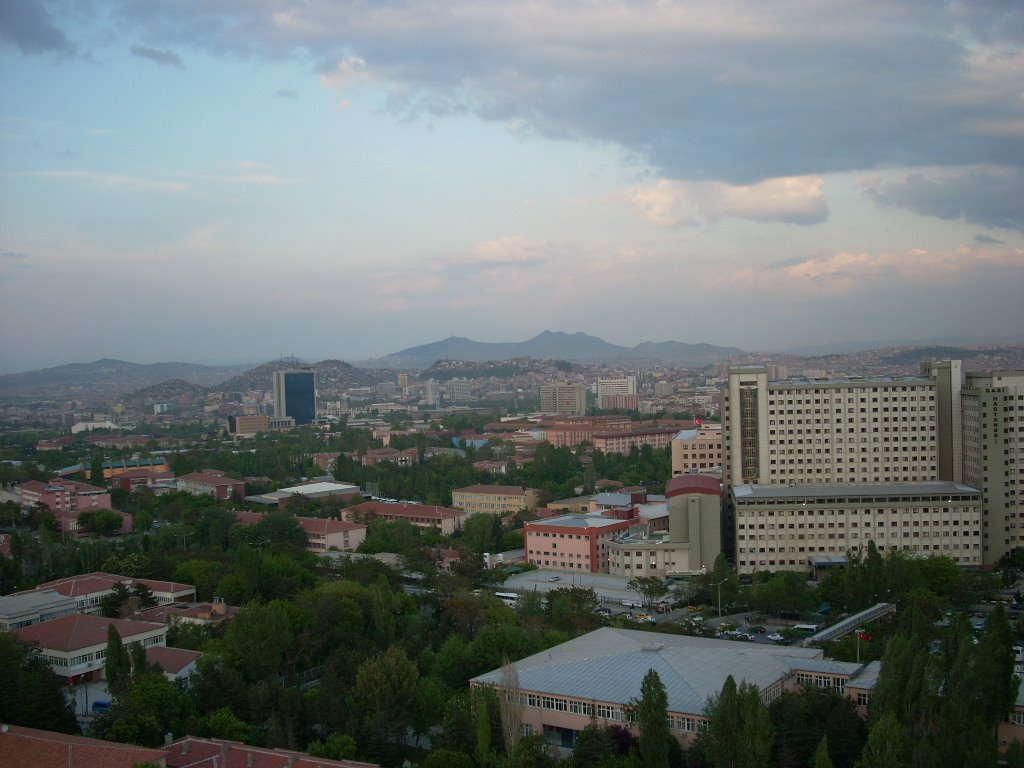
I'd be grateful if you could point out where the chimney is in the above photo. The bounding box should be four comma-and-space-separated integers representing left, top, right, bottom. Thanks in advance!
247, 753, 255, 767
164, 732, 174, 746
212, 597, 226, 616
183, 741, 190, 755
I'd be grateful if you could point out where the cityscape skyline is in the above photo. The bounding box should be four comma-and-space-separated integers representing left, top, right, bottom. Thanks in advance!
1, 1, 1022, 374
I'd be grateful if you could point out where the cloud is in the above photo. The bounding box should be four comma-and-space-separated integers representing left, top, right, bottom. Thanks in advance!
275, 89, 299, 98
742, 245, 1024, 295
88, 128, 113, 136
975, 234, 1004, 245
130, 44, 185, 69
102, 2, 1024, 185
625, 176, 827, 226
0, 0, 78, 56
866, 167, 1024, 230
1, 251, 29, 259
432, 236, 553, 276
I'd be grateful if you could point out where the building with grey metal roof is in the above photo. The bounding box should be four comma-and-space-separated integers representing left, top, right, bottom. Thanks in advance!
472, 626, 863, 750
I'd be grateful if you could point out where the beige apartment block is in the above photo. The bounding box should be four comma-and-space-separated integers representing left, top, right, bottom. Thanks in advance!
731, 481, 982, 574
597, 376, 637, 409
671, 424, 723, 476
451, 484, 542, 516
721, 368, 947, 487
962, 370, 1024, 564
540, 382, 588, 416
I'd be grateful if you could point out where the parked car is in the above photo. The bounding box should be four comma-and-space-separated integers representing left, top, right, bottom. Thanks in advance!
547, 575, 561, 582
622, 599, 643, 608
767, 632, 785, 643
749, 625, 766, 634
91, 700, 111, 715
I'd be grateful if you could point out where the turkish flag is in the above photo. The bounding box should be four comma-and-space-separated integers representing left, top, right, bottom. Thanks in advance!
857, 631, 871, 642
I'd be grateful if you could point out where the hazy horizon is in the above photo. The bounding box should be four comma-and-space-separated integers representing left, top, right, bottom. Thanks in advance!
2, 2, 1021, 375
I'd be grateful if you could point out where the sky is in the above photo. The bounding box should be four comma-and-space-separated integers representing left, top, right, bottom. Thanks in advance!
1, 1, 1022, 374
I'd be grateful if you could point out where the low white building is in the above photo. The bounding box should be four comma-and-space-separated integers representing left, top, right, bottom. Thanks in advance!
14, 614, 167, 683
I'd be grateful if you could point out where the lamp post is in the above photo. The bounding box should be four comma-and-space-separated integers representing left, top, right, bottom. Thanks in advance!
714, 578, 728, 619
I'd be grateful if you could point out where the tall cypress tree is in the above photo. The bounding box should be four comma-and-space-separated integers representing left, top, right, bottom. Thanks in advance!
104, 624, 130, 694
627, 668, 670, 768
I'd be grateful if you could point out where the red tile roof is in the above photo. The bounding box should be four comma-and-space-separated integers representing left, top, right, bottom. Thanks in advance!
178, 472, 243, 486
14, 614, 164, 652
348, 501, 465, 521
296, 517, 365, 535
134, 577, 195, 595
0, 724, 166, 768
146, 646, 201, 674
34, 572, 124, 597
163, 737, 378, 768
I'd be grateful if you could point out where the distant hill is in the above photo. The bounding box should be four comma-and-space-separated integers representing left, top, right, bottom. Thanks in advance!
364, 331, 744, 369
0, 358, 252, 402
213, 358, 393, 394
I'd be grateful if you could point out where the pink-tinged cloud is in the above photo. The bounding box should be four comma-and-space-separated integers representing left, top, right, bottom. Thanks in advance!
721, 245, 1023, 295
625, 176, 827, 226
432, 235, 553, 275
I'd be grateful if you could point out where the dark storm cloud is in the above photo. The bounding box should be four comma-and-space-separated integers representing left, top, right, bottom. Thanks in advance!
93, 2, 1024, 186
0, 0, 77, 55
130, 44, 185, 68
867, 169, 1024, 231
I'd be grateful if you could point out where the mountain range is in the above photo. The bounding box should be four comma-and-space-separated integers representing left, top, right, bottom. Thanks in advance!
360, 331, 744, 369
0, 358, 253, 402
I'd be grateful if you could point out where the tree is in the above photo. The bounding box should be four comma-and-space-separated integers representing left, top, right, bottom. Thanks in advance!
0, 633, 77, 732
351, 645, 419, 763
626, 576, 669, 607
422, 751, 474, 768
90, 454, 105, 486
700, 675, 774, 768
857, 713, 906, 768
100, 582, 132, 618
307, 733, 357, 760
77, 509, 124, 537
626, 668, 671, 768
104, 624, 131, 693
498, 658, 523, 753
131, 582, 158, 611
813, 736, 834, 768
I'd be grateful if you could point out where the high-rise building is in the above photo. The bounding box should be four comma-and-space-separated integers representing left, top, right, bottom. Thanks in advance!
922, 360, 962, 482
447, 378, 472, 403
961, 370, 1024, 564
720, 367, 945, 487
597, 376, 637, 409
540, 382, 587, 416
424, 379, 441, 406
272, 369, 316, 426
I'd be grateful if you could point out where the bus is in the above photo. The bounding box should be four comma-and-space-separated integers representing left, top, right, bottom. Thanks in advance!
793, 623, 819, 634
493, 592, 520, 608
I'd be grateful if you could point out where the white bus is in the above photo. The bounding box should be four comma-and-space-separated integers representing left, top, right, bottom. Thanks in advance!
793, 623, 819, 634
493, 592, 521, 608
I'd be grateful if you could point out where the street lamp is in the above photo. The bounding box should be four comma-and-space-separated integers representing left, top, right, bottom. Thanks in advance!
713, 578, 728, 619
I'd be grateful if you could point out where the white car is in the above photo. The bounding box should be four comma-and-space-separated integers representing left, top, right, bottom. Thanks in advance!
621, 599, 643, 608
767, 632, 785, 642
